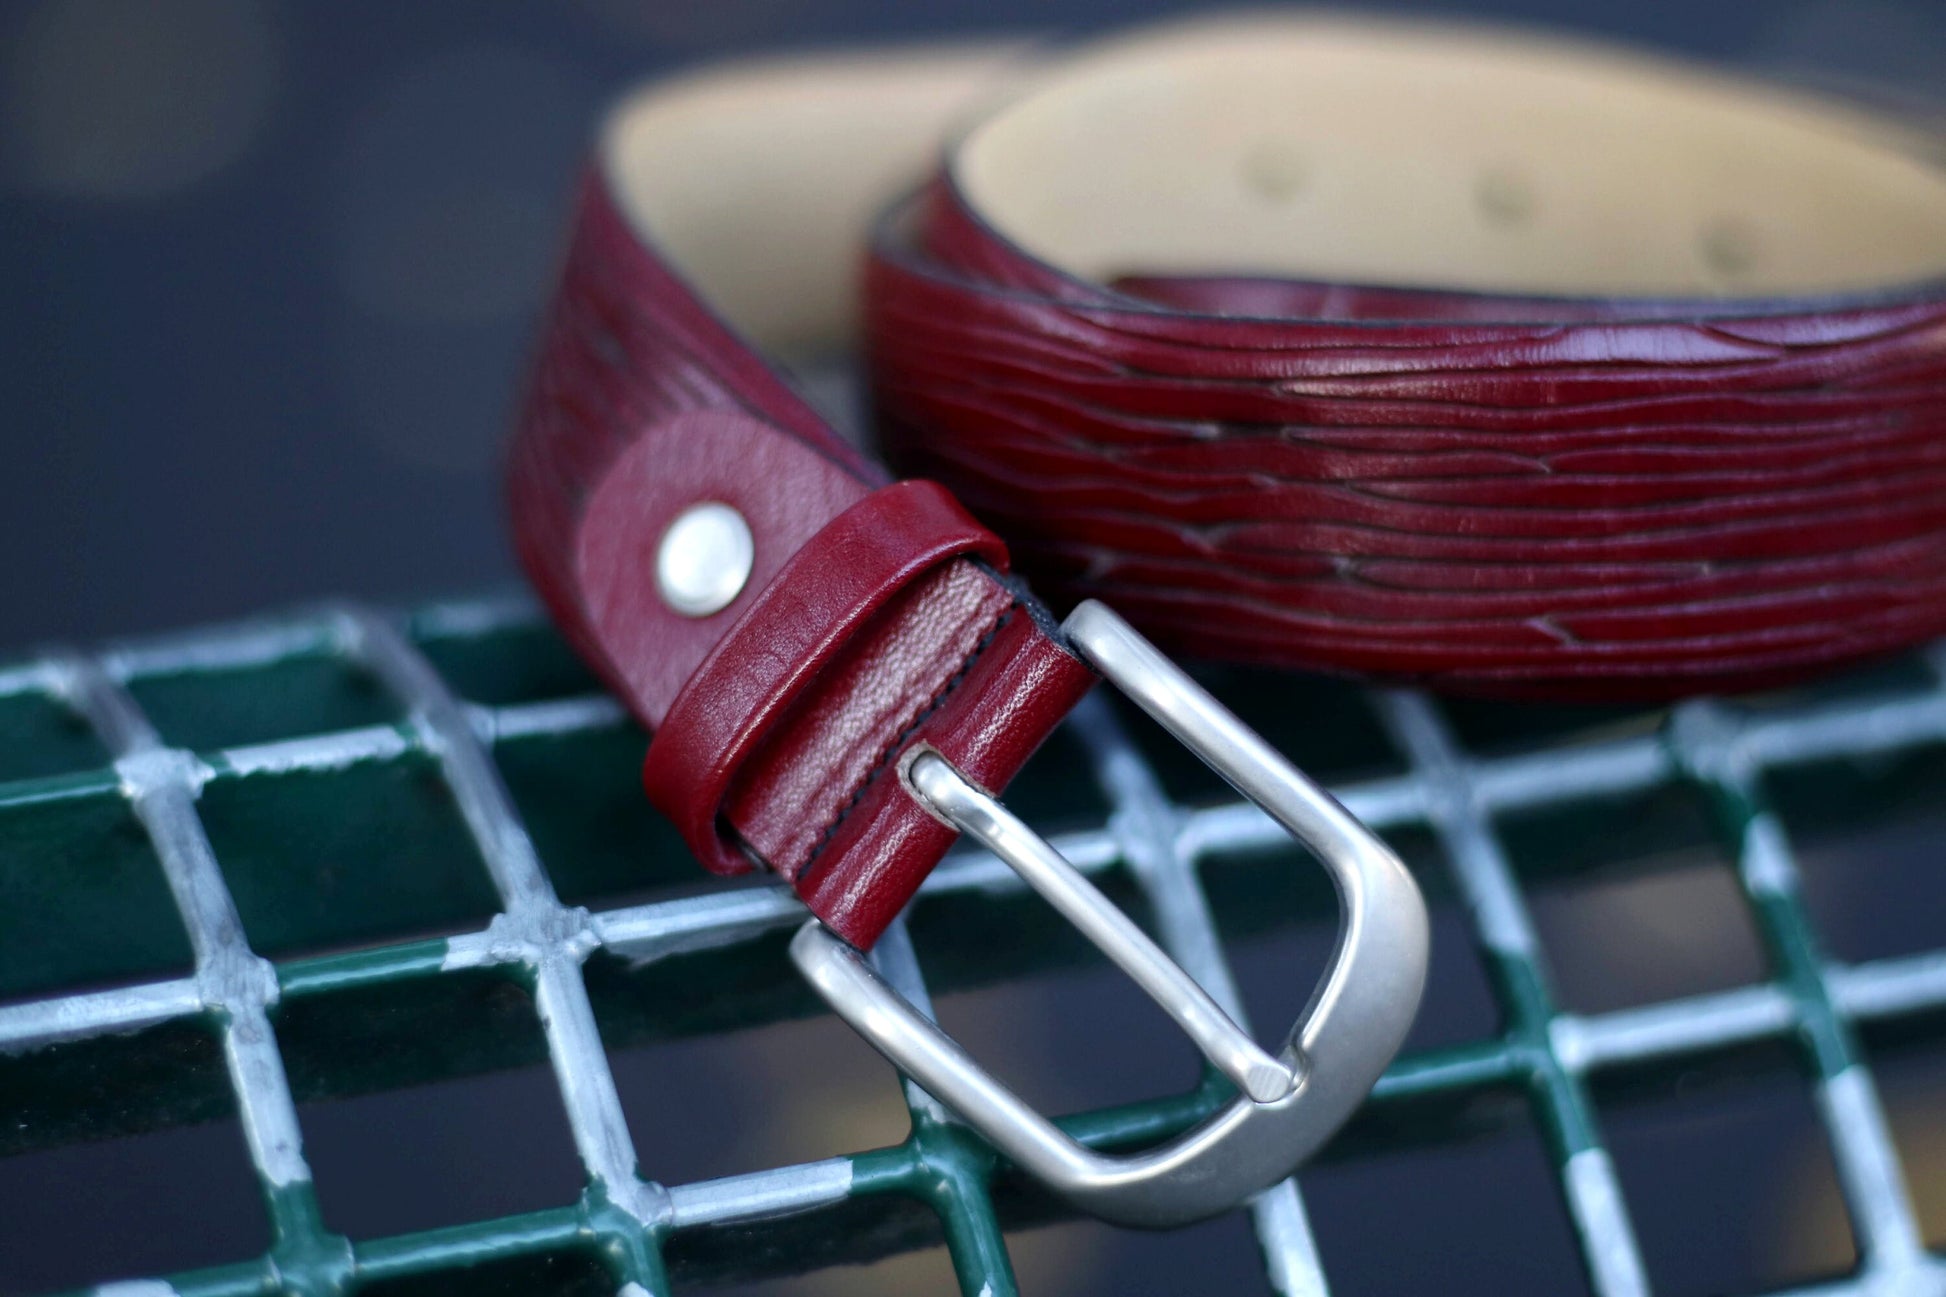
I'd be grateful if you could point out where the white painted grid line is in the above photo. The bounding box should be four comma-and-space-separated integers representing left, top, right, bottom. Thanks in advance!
0, 598, 1940, 1297
1667, 696, 1937, 1288
468, 695, 628, 745
1378, 692, 1537, 960
336, 607, 670, 1227
1550, 984, 1799, 1075
1744, 690, 1946, 772
408, 589, 543, 640
0, 659, 63, 702
1249, 1179, 1330, 1297
91, 1280, 178, 1297
1472, 735, 1671, 815
0, 977, 204, 1057
868, 916, 955, 1124
100, 617, 345, 683
216, 725, 412, 778
1566, 1150, 1652, 1297
592, 823, 1122, 969
1818, 1068, 1937, 1289
12, 863, 1942, 1094
667, 1158, 856, 1229
594, 886, 809, 965
1832, 950, 1946, 1022
1067, 693, 1332, 1297
49, 653, 313, 1191
1377, 689, 1651, 1297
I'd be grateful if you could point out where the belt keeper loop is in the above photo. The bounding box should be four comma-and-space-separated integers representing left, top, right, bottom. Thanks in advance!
642, 478, 1009, 877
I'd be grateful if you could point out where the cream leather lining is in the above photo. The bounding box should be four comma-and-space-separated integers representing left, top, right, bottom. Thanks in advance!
603, 15, 1946, 355
604, 45, 1028, 356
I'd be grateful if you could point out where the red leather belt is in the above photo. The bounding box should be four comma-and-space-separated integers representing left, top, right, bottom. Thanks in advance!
506, 17, 1946, 1221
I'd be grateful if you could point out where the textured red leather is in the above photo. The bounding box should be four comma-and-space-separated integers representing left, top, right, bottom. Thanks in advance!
871, 181, 1946, 699
510, 176, 1098, 946
641, 479, 1009, 877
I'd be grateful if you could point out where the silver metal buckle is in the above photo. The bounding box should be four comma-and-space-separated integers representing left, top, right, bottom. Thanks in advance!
789, 600, 1429, 1227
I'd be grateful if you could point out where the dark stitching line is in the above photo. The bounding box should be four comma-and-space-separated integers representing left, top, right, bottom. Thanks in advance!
797, 602, 1019, 883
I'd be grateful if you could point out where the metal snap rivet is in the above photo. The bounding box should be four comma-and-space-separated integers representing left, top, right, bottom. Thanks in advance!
655, 502, 753, 617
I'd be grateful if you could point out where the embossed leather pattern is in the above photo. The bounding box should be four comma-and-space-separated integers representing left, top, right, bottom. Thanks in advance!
872, 181, 1946, 700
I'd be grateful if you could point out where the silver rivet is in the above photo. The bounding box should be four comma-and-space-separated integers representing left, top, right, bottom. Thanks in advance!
655, 502, 753, 617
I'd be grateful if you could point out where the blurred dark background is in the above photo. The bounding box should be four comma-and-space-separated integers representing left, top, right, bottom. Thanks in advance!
4, 0, 1946, 650
2, 2, 1944, 1295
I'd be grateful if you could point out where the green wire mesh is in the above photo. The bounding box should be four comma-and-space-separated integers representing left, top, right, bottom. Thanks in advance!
0, 593, 1942, 1296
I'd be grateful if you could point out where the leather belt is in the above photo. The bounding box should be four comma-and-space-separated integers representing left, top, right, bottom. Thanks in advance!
506, 16, 1946, 1222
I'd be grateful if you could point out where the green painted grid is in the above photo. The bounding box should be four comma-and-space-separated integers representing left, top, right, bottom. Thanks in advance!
0, 596, 1940, 1296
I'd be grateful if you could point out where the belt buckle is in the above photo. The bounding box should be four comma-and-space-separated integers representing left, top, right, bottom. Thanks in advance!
789, 600, 1430, 1227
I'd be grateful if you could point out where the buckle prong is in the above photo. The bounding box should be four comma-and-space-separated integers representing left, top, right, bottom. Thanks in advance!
905, 749, 1301, 1103
789, 599, 1429, 1227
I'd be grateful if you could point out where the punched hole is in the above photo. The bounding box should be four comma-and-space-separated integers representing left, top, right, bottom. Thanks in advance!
1240, 139, 1308, 201
1475, 166, 1536, 226
1701, 217, 1761, 277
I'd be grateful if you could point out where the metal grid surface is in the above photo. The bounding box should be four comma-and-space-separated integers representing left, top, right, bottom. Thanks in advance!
1, 594, 1943, 1296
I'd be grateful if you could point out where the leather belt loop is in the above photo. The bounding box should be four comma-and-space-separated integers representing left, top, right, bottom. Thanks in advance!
641, 478, 1012, 877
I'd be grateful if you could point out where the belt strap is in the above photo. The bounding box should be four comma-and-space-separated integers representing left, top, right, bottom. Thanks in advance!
509, 170, 1094, 947
640, 478, 1008, 878
510, 17, 1946, 943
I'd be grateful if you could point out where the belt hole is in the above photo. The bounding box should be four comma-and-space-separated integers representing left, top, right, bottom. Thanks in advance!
1240, 139, 1308, 201
1475, 166, 1535, 226
1701, 217, 1760, 276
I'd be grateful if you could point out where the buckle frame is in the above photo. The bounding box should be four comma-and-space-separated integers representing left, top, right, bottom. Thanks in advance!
789, 600, 1429, 1227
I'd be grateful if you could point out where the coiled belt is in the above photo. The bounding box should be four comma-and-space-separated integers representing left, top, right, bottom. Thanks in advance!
507, 16, 1946, 1223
